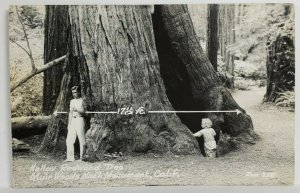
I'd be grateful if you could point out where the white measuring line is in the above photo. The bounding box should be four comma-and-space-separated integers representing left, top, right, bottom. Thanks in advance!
148, 110, 242, 114
53, 111, 118, 116
54, 109, 242, 115
86, 111, 118, 114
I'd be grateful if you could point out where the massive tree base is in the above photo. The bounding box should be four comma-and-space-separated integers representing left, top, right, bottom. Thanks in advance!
83, 113, 199, 162
205, 86, 258, 156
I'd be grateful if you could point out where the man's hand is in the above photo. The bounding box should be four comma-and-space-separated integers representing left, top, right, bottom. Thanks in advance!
73, 112, 81, 117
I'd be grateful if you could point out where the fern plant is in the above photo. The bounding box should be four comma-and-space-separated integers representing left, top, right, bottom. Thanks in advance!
275, 89, 295, 108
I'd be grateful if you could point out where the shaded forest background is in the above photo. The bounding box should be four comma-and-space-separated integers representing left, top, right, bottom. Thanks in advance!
9, 4, 295, 118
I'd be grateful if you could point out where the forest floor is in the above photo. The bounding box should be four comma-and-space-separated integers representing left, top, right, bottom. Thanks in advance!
12, 86, 295, 188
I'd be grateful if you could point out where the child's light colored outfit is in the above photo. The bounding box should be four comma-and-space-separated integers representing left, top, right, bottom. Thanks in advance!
194, 128, 217, 157
66, 98, 86, 161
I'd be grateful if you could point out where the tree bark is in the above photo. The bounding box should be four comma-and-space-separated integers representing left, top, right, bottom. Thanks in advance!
264, 35, 295, 102
206, 4, 219, 71
43, 6, 70, 115
154, 5, 256, 155
40, 5, 199, 160
12, 116, 50, 138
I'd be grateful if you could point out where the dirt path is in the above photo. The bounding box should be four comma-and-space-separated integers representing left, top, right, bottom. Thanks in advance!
12, 87, 294, 187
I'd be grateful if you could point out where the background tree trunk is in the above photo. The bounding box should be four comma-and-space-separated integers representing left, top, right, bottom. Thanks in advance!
218, 4, 236, 88
40, 5, 199, 160
206, 4, 219, 71
264, 35, 295, 102
43, 5, 70, 115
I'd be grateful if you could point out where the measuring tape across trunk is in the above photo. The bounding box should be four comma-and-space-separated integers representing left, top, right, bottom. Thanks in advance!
53, 109, 242, 116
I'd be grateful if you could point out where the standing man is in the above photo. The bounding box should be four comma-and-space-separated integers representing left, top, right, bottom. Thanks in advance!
65, 86, 86, 162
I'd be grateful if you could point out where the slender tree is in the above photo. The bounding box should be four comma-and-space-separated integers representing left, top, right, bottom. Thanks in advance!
206, 4, 219, 71
218, 4, 236, 88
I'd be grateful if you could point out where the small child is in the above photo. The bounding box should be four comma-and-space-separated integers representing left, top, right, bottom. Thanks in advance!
193, 118, 217, 158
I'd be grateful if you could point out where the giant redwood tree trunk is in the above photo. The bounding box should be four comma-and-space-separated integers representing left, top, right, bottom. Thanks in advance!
40, 5, 199, 160
43, 6, 70, 115
40, 5, 256, 160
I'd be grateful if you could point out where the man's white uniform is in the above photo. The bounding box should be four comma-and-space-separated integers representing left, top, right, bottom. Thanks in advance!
66, 98, 86, 161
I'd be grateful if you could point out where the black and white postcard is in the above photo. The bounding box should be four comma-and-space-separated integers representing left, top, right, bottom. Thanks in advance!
9, 3, 295, 188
